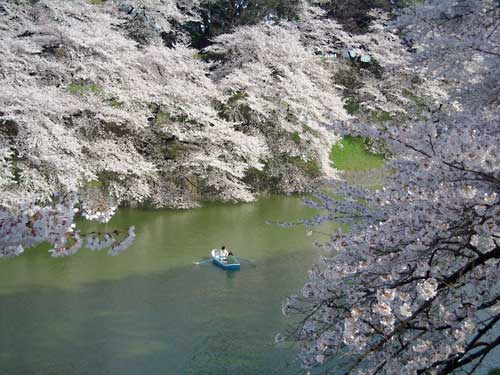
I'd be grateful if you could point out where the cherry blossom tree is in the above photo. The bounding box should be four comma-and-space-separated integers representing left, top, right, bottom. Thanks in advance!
283, 1, 500, 373
283, 112, 500, 374
0, 0, 360, 209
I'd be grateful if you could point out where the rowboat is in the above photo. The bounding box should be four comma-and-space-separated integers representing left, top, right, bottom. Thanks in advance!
211, 249, 240, 270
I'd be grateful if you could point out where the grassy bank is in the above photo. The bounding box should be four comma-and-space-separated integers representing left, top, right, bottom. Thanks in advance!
330, 136, 384, 171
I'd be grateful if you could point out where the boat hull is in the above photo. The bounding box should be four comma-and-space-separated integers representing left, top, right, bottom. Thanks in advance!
212, 257, 240, 270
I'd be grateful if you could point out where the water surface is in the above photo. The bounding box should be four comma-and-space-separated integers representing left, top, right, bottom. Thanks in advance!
0, 195, 331, 375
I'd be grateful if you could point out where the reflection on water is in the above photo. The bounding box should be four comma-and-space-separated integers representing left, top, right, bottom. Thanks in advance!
0, 196, 327, 293
0, 196, 329, 375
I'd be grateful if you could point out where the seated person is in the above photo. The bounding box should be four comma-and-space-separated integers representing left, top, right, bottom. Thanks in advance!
221, 245, 234, 258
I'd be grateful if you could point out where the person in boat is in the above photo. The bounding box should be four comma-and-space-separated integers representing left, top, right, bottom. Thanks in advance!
221, 245, 233, 257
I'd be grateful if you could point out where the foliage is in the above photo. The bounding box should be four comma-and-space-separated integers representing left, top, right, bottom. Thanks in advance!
370, 109, 393, 123
287, 156, 322, 178
67, 82, 102, 96
291, 131, 301, 144
334, 66, 363, 92
244, 153, 322, 194
153, 111, 172, 126
343, 97, 361, 115
105, 96, 124, 109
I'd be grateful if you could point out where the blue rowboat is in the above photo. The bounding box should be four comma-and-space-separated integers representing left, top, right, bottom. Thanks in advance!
211, 249, 240, 270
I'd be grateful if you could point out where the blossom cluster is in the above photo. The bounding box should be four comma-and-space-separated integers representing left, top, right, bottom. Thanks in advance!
80, 202, 117, 224
0, 193, 134, 258
286, 111, 500, 374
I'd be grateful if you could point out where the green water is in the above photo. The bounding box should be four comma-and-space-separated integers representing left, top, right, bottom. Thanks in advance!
0, 195, 332, 375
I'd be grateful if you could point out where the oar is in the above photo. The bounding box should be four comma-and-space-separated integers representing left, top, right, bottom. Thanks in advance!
193, 258, 212, 265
